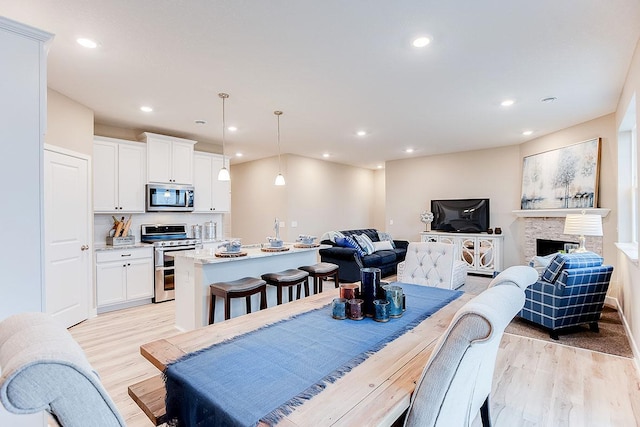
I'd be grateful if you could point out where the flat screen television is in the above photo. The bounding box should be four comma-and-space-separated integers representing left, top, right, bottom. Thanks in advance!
430, 198, 490, 233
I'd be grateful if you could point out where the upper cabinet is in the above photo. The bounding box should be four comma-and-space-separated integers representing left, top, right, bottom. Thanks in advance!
94, 136, 146, 213
139, 132, 196, 184
193, 152, 231, 212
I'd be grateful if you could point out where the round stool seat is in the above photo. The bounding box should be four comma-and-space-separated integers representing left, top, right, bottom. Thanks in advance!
299, 262, 339, 294
299, 262, 338, 275
210, 277, 266, 293
261, 269, 310, 305
209, 277, 267, 324
262, 269, 309, 283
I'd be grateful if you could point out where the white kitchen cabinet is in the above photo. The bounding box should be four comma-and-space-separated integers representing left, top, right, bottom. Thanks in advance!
420, 232, 504, 275
140, 132, 196, 184
95, 246, 153, 312
193, 152, 231, 212
93, 136, 146, 212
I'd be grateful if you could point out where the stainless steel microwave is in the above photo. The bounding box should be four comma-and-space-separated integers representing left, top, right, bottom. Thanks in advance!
146, 184, 194, 212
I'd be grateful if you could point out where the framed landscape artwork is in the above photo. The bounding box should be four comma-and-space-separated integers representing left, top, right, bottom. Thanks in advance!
520, 138, 601, 210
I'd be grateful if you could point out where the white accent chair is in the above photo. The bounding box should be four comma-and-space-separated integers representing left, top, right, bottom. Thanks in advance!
404, 265, 538, 427
0, 312, 125, 426
397, 242, 467, 289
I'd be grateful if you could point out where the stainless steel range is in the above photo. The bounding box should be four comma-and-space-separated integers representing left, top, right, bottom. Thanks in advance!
141, 224, 200, 303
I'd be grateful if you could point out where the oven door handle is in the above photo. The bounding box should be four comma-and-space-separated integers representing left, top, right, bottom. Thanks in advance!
155, 266, 175, 272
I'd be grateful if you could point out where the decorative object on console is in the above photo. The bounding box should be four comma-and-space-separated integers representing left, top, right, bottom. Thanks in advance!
521, 137, 601, 210
420, 210, 434, 231
563, 210, 603, 253
217, 93, 231, 181
494, 227, 502, 234
274, 110, 285, 186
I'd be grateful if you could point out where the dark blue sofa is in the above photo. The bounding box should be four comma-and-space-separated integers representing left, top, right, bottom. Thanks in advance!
319, 229, 408, 283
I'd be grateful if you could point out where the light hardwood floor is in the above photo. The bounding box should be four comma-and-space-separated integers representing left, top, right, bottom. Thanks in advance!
70, 295, 640, 427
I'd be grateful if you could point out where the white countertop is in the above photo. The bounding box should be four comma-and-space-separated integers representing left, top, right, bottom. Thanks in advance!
94, 242, 152, 252
172, 243, 328, 265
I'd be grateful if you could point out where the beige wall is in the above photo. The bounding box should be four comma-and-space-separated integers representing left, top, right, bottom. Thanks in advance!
385, 145, 522, 266
615, 36, 640, 361
372, 168, 386, 231
46, 89, 93, 154
231, 154, 374, 243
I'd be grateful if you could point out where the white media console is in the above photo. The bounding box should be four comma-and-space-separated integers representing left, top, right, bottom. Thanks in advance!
420, 231, 504, 276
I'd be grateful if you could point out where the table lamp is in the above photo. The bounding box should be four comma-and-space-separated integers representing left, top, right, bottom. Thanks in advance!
563, 211, 603, 253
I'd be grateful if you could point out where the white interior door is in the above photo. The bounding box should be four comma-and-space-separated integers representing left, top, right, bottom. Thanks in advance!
44, 148, 91, 327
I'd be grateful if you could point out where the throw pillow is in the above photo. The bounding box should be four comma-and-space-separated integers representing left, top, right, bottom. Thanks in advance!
321, 230, 345, 243
354, 234, 375, 255
377, 231, 396, 248
372, 240, 394, 252
336, 236, 367, 257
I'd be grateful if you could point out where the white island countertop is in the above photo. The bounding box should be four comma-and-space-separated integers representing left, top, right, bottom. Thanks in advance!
172, 243, 329, 265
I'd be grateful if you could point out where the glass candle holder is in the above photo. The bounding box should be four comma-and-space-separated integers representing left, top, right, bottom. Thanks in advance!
360, 267, 381, 317
348, 298, 364, 320
385, 285, 404, 318
332, 298, 347, 320
373, 299, 390, 322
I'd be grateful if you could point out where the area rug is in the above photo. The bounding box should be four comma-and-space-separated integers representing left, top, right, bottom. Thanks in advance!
458, 274, 634, 358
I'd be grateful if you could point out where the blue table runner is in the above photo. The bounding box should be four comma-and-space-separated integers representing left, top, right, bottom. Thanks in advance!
164, 284, 462, 427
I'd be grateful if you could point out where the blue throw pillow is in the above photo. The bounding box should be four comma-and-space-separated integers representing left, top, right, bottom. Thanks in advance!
336, 236, 366, 257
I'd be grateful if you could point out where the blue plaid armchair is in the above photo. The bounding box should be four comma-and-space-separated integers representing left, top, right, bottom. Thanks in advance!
519, 252, 613, 340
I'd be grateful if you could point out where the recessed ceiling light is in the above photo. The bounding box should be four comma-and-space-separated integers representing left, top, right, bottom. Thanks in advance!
77, 38, 98, 49
140, 106, 153, 113
522, 130, 533, 136
412, 37, 431, 48
541, 97, 558, 103
235, 152, 243, 157
501, 99, 515, 107
228, 126, 238, 132
405, 148, 414, 153
377, 165, 383, 169
356, 130, 367, 137
322, 153, 330, 158
195, 119, 206, 125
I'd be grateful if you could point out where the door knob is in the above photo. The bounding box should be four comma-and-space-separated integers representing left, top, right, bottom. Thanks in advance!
81, 245, 89, 251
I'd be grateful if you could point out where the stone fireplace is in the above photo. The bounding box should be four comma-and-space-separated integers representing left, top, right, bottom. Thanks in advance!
522, 216, 603, 261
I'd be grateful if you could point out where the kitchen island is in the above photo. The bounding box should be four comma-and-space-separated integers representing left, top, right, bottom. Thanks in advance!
172, 244, 327, 330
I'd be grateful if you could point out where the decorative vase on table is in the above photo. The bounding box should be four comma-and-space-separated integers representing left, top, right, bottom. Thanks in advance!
420, 210, 434, 232
360, 267, 382, 317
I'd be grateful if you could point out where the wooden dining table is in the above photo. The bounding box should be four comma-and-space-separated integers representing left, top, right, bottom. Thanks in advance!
130, 285, 472, 426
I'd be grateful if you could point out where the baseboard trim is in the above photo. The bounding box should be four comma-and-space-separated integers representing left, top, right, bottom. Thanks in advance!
611, 296, 640, 374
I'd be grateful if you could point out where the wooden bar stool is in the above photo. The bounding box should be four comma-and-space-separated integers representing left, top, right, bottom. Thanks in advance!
209, 277, 267, 324
299, 262, 339, 294
261, 269, 310, 305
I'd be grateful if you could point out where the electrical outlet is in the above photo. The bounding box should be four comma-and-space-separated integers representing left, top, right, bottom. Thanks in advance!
291, 221, 298, 228
389, 219, 394, 225
279, 221, 286, 228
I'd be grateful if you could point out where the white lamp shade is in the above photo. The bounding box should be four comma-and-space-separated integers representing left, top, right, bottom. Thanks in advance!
274, 173, 286, 186
218, 166, 230, 181
563, 213, 603, 236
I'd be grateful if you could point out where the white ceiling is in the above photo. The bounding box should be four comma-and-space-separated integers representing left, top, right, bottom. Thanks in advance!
2, 1, 640, 169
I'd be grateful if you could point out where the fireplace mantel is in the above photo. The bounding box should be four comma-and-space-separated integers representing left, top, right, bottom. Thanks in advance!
512, 208, 610, 218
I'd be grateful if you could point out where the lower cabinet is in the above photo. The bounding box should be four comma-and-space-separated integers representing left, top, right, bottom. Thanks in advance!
419, 232, 503, 275
95, 246, 153, 312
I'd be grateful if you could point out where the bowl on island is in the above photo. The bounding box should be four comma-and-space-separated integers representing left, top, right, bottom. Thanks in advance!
297, 235, 316, 245
266, 237, 283, 248
221, 239, 242, 253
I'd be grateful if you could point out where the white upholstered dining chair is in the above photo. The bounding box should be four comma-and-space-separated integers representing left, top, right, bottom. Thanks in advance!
403, 265, 538, 427
0, 312, 125, 427
397, 241, 467, 289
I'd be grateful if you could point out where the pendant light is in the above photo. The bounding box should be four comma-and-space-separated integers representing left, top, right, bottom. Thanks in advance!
274, 110, 285, 186
217, 93, 230, 181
